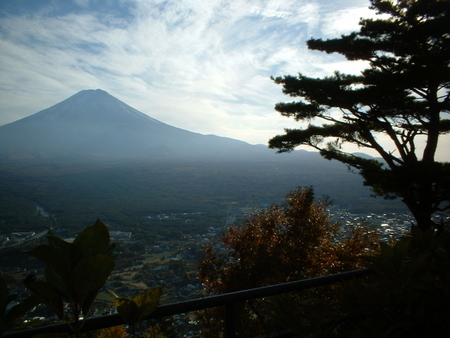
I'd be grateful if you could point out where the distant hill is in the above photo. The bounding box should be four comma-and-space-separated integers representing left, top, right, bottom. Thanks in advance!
0, 89, 275, 161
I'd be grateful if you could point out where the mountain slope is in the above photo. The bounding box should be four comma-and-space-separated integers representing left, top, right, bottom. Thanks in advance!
0, 89, 409, 230
0, 89, 268, 161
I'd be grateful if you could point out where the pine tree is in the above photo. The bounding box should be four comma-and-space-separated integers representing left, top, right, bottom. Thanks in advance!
269, 0, 450, 231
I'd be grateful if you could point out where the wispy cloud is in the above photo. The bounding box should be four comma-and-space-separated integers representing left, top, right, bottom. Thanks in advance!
0, 0, 406, 149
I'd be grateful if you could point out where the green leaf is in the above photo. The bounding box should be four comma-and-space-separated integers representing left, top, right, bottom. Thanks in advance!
27, 245, 75, 300
47, 234, 73, 251
106, 242, 117, 257
21, 221, 117, 327
27, 244, 81, 274
44, 265, 76, 303
72, 255, 115, 305
132, 287, 162, 320
73, 219, 111, 257
81, 287, 102, 317
24, 280, 64, 318
6, 295, 41, 325
47, 235, 84, 269
27, 245, 65, 267
113, 287, 162, 325
114, 298, 140, 325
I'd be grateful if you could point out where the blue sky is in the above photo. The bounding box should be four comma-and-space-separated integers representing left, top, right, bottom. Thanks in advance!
1, 0, 448, 160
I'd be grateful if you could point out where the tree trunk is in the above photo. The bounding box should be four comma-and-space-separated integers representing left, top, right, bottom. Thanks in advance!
402, 192, 435, 233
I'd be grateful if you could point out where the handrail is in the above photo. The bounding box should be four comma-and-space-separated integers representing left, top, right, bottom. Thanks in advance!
3, 268, 373, 338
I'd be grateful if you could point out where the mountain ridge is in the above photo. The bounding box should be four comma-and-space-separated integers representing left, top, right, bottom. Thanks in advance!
0, 89, 274, 161
0, 90, 408, 232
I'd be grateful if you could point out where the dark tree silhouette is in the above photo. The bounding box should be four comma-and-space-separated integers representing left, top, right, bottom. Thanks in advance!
269, 0, 450, 232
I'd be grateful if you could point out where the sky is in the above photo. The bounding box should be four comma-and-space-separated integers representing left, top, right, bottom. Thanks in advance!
0, 0, 448, 161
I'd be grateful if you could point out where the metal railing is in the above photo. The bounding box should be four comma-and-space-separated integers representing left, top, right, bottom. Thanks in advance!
4, 268, 373, 338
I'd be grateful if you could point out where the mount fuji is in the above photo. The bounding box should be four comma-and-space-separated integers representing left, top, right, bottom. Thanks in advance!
0, 89, 271, 161
0, 90, 407, 220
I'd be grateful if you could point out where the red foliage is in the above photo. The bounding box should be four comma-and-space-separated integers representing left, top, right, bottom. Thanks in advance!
198, 187, 378, 294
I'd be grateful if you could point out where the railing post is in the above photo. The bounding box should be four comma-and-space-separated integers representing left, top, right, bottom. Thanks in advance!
225, 303, 236, 338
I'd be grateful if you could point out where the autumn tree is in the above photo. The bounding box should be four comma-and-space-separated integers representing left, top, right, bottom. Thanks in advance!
269, 0, 450, 232
197, 187, 378, 337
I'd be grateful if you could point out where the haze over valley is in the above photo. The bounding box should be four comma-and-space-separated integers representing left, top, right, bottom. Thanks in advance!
0, 89, 417, 336
0, 89, 406, 235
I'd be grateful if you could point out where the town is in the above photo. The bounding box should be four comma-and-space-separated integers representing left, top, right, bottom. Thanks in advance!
1, 209, 448, 336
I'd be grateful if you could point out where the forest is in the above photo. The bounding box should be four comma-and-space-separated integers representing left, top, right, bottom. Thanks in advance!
0, 155, 407, 236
